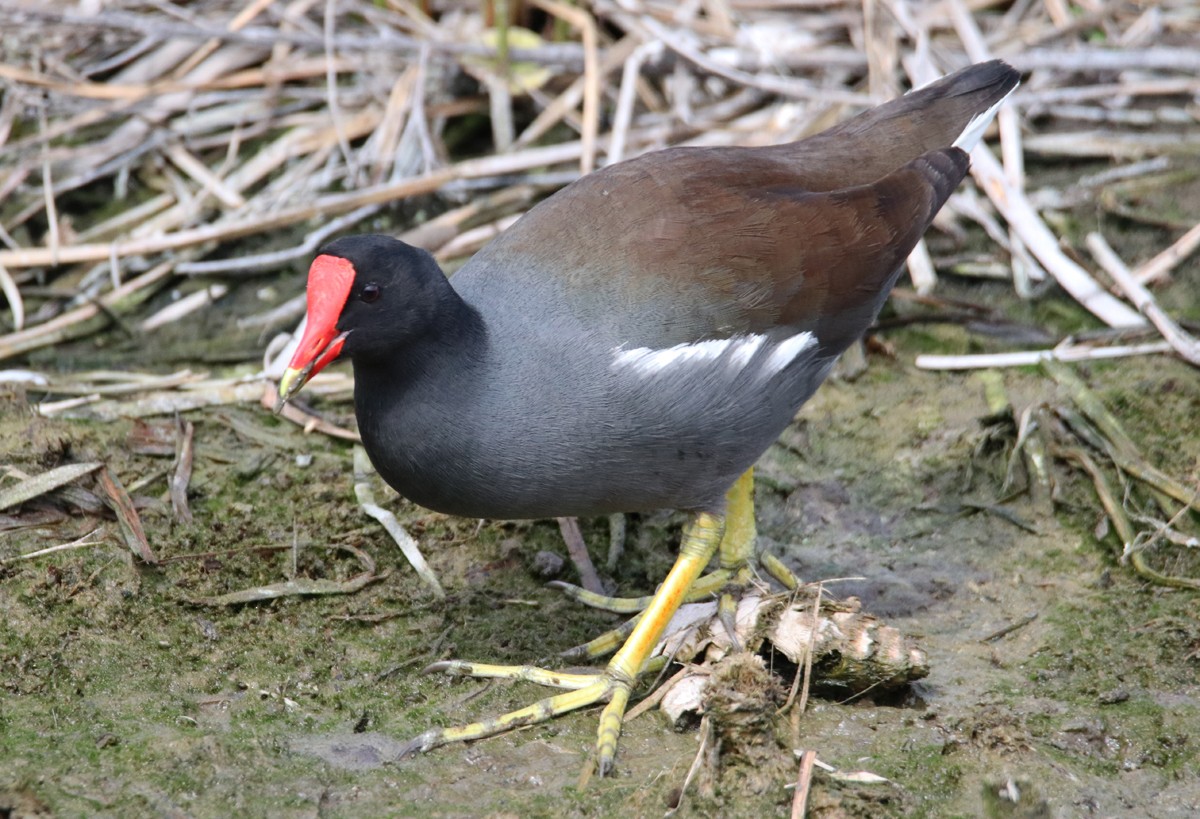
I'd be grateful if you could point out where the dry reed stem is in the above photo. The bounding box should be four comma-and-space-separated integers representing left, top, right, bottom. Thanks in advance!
2, 1, 1195, 336
1086, 232, 1200, 365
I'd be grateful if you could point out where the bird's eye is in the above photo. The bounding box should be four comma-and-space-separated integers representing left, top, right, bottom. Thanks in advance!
361, 283, 381, 303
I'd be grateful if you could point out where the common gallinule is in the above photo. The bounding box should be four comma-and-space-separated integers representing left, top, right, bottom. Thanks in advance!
276, 59, 1020, 774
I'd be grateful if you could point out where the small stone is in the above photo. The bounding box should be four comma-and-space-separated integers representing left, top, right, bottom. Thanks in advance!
1098, 688, 1130, 705
530, 550, 564, 579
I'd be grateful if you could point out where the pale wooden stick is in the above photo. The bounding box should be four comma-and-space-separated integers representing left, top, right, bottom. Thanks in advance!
905, 240, 937, 295
0, 261, 22, 331
1021, 131, 1200, 159
1086, 232, 1200, 366
164, 143, 246, 209
433, 215, 521, 261
516, 35, 639, 152
1019, 79, 1200, 107
0, 529, 107, 564
172, 0, 277, 77
1016, 47, 1200, 73
353, 446, 445, 599
612, 9, 871, 105
945, 0, 1044, 293
969, 146, 1143, 328
140, 285, 229, 332
0, 261, 174, 362
916, 340, 1171, 371
0, 51, 357, 102
0, 126, 695, 271
530, 0, 601, 174
609, 39, 664, 164
1133, 220, 1200, 286
790, 749, 818, 819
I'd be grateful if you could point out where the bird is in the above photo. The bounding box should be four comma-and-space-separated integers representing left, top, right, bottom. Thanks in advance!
274, 59, 1020, 776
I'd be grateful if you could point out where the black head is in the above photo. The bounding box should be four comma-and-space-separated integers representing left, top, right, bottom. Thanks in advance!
316, 235, 452, 360
275, 234, 458, 406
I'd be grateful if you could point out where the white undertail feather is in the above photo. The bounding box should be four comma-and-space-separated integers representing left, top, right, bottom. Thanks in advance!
613, 331, 816, 380
952, 84, 1018, 152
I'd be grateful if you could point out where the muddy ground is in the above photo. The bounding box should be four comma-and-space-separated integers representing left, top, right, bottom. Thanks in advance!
2, 180, 1199, 818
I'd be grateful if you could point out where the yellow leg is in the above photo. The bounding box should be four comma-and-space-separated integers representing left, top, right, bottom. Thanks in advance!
551, 469, 759, 614
555, 469, 760, 652
399, 512, 725, 776
716, 468, 757, 648
594, 511, 724, 773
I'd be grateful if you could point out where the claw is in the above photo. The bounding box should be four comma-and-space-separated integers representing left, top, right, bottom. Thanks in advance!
397, 729, 442, 759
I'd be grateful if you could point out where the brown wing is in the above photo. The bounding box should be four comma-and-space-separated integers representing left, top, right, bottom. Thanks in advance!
455, 61, 1016, 353
461, 146, 965, 352
759, 58, 1019, 190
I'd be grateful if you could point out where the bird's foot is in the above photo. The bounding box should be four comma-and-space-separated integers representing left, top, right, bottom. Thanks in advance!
548, 565, 737, 614
401, 511, 728, 775
398, 656, 667, 774
554, 562, 771, 661
759, 551, 803, 591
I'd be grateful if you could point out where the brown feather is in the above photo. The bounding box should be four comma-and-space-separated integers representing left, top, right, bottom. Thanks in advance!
459, 61, 1016, 358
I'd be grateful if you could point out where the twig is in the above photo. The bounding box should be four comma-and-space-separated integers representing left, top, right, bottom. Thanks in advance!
0, 461, 104, 512
353, 445, 444, 598
1044, 359, 1200, 514
1, 129, 681, 272
1085, 232, 1200, 365
1057, 445, 1200, 591
171, 417, 195, 523
0, 261, 175, 362
625, 656, 692, 721
1015, 47, 1200, 73
980, 611, 1038, 643
555, 517, 605, 595
164, 143, 245, 209
175, 204, 382, 275
323, 0, 358, 183
606, 7, 872, 105
790, 749, 818, 819
916, 339, 1171, 370
97, 466, 158, 565
0, 261, 22, 331
517, 35, 639, 153
0, 7, 586, 67
610, 39, 664, 164
140, 284, 228, 331
194, 543, 384, 604
969, 146, 1144, 329
0, 528, 107, 564
530, 0, 601, 174
1133, 219, 1200, 286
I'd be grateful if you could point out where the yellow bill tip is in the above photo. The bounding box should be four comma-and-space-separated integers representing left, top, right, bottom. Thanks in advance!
273, 366, 306, 414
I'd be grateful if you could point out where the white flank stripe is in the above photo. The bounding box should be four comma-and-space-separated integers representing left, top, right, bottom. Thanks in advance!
612, 330, 816, 379
729, 333, 767, 369
613, 336, 755, 376
764, 331, 816, 374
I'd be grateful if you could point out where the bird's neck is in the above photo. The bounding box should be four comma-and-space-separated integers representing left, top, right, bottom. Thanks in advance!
350, 288, 489, 492
355, 286, 487, 392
